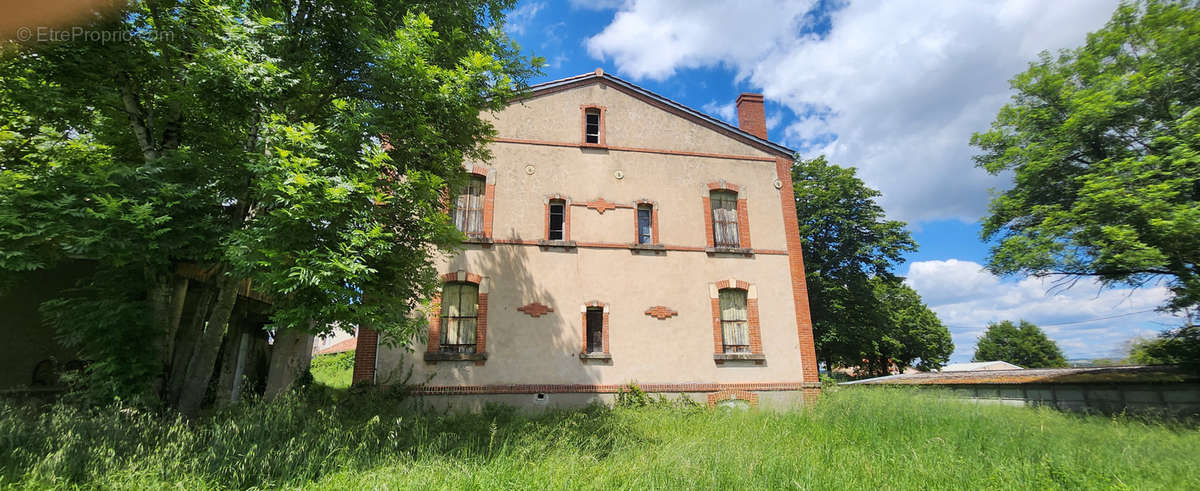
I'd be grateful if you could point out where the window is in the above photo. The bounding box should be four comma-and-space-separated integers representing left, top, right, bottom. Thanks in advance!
451, 175, 486, 237
719, 289, 750, 353
439, 283, 478, 353
585, 307, 604, 353
637, 205, 653, 244
548, 200, 566, 240
584, 108, 601, 144
710, 190, 739, 248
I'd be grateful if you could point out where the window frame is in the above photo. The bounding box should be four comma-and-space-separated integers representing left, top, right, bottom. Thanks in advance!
579, 300, 611, 359
580, 105, 607, 146
438, 282, 480, 354
636, 204, 653, 244
710, 190, 740, 248
548, 200, 566, 240
718, 288, 750, 354
426, 272, 489, 363
450, 174, 487, 238
710, 280, 764, 364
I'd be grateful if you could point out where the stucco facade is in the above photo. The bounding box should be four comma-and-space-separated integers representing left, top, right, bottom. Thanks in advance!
356, 70, 820, 409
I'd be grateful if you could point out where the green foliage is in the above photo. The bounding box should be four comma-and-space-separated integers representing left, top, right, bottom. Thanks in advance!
1127, 325, 1200, 367
0, 0, 541, 403
974, 320, 1069, 368
792, 156, 951, 375
972, 0, 1200, 314
1, 388, 1197, 488
309, 350, 355, 389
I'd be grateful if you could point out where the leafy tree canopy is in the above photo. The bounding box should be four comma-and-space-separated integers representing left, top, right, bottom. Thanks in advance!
972, 0, 1200, 313
0, 0, 540, 410
792, 156, 951, 376
973, 320, 1068, 368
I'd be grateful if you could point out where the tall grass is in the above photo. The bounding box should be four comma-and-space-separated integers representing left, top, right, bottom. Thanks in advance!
1, 387, 1197, 489
309, 350, 355, 389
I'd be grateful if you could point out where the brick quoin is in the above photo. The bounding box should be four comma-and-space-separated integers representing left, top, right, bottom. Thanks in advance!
776, 156, 820, 386
702, 196, 714, 248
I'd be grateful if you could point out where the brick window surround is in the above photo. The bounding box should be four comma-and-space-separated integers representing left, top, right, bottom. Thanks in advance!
710, 279, 764, 365
544, 194, 572, 241
580, 104, 607, 147
451, 164, 495, 240
708, 389, 759, 408
426, 271, 489, 365
580, 300, 611, 357
633, 199, 659, 244
703, 181, 751, 249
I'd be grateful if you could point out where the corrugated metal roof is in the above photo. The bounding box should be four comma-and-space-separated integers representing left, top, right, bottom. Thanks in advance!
841, 365, 1197, 385
519, 69, 797, 158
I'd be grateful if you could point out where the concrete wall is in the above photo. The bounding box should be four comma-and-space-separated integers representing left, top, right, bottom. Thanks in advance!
940, 383, 1200, 417
375, 78, 815, 408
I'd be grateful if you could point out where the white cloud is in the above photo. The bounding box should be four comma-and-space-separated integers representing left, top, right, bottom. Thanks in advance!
506, 1, 545, 35
701, 100, 735, 123
905, 260, 1183, 362
585, 0, 1120, 223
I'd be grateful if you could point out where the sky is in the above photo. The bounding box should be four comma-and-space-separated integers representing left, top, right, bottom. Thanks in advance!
501, 0, 1186, 363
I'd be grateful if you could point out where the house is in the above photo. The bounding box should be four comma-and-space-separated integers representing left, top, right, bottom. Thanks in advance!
312, 327, 356, 356
351, 69, 820, 410
940, 361, 1023, 372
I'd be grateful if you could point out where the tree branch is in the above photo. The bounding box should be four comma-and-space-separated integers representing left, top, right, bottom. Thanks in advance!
115, 72, 160, 162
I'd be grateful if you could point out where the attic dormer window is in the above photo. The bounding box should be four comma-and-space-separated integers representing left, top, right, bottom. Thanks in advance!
581, 105, 605, 145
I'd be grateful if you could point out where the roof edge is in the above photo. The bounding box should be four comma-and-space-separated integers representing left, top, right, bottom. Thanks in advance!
518, 71, 797, 159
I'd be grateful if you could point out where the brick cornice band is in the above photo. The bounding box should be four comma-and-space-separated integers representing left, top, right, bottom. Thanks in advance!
408, 381, 819, 395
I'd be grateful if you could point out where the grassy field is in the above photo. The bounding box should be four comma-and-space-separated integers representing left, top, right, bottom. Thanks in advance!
309, 350, 355, 389
1, 384, 1197, 489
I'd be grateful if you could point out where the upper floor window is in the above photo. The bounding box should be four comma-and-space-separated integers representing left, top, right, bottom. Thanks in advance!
710, 190, 739, 248
439, 282, 479, 353
719, 288, 750, 353
451, 175, 486, 237
584, 108, 601, 143
548, 199, 566, 240
637, 204, 653, 244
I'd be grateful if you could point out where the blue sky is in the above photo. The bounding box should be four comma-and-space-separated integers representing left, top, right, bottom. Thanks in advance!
501, 0, 1185, 363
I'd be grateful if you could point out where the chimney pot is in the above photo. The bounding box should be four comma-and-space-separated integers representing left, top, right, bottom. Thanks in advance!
736, 93, 767, 140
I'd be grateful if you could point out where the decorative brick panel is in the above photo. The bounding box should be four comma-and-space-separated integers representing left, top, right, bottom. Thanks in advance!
708, 389, 759, 408
644, 306, 677, 320
584, 198, 618, 214
517, 302, 554, 318
777, 156, 820, 384
351, 328, 378, 384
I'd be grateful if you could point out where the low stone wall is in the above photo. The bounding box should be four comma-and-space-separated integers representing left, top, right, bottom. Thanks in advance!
936, 383, 1200, 417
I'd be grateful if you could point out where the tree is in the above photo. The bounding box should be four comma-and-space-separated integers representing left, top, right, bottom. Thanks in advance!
869, 279, 953, 373
973, 320, 1068, 368
1126, 324, 1200, 367
971, 0, 1199, 314
792, 156, 951, 375
0, 0, 539, 412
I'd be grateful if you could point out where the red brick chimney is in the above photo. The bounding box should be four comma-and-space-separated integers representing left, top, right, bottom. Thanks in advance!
736, 93, 767, 140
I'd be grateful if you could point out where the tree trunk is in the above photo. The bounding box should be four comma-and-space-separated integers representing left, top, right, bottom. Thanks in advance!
177, 273, 240, 415
166, 283, 214, 403
264, 326, 314, 400
146, 268, 173, 395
